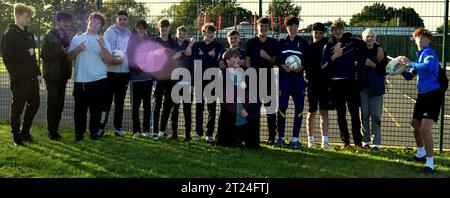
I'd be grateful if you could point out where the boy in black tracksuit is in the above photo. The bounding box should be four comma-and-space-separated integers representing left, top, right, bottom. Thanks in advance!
1, 4, 40, 146
216, 49, 260, 148
192, 24, 223, 142
128, 20, 153, 138
41, 11, 73, 141
160, 26, 196, 140
152, 19, 178, 140
245, 17, 278, 145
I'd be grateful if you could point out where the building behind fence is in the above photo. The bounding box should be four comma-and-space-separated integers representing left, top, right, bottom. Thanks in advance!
0, 0, 449, 149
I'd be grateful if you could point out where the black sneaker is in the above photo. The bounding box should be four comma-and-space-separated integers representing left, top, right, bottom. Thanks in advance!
75, 134, 84, 142
114, 129, 124, 137
169, 135, 178, 140
12, 138, 24, 146
21, 134, 33, 142
97, 129, 105, 138
266, 139, 275, 146
341, 143, 351, 150
184, 137, 192, 142
49, 133, 62, 141
371, 146, 380, 152
410, 155, 427, 163
423, 166, 435, 174
90, 134, 100, 140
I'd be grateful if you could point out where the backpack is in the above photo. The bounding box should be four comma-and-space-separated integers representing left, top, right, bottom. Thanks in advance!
436, 65, 448, 91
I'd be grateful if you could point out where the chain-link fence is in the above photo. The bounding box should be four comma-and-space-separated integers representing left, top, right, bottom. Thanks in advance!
0, 0, 449, 149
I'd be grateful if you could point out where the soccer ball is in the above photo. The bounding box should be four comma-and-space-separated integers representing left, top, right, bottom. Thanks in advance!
385, 57, 406, 75
113, 50, 125, 59
285, 55, 302, 70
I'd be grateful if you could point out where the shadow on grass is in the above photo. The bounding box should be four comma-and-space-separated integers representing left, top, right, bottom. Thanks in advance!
0, 124, 449, 178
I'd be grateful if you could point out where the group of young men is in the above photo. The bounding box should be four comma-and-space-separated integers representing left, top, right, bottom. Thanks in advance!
1, 3, 445, 174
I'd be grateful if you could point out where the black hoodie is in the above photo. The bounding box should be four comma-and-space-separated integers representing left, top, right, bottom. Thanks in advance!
1, 24, 40, 79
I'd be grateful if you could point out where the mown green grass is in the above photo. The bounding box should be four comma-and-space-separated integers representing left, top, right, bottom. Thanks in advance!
0, 122, 449, 178
0, 56, 7, 73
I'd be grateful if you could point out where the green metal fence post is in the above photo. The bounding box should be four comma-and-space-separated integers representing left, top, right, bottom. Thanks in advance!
97, 0, 102, 11
37, 1, 41, 69
259, 0, 262, 17
439, 0, 449, 153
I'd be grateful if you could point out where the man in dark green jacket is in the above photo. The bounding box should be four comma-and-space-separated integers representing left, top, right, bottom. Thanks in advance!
41, 11, 73, 140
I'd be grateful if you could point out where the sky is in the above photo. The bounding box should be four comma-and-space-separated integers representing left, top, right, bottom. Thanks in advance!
137, 0, 448, 31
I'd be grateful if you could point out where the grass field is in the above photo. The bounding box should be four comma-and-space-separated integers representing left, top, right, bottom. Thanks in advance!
0, 122, 449, 178
0, 56, 6, 73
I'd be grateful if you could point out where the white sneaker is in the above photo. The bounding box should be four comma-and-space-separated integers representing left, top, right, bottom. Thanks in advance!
321, 142, 335, 150
308, 141, 315, 148
159, 131, 167, 137
132, 132, 140, 139
192, 134, 201, 141
143, 132, 151, 138
206, 136, 214, 142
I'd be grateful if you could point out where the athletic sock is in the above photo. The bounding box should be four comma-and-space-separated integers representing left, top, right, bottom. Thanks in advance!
416, 147, 426, 158
322, 136, 329, 144
425, 157, 434, 170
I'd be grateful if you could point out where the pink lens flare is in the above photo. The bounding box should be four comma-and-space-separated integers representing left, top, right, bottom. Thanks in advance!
132, 39, 180, 80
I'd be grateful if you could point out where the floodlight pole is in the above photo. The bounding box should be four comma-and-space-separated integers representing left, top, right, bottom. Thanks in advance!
439, 0, 449, 153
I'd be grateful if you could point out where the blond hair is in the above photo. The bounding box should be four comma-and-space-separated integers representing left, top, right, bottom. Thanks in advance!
177, 26, 188, 33
202, 23, 216, 33
362, 28, 376, 38
14, 3, 35, 19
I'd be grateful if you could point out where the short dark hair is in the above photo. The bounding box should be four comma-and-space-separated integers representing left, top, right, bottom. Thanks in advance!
284, 15, 299, 26
88, 12, 106, 27
312, 22, 325, 32
227, 30, 240, 37
413, 28, 433, 41
257, 17, 270, 25
55, 11, 72, 22
158, 19, 170, 28
222, 49, 241, 62
116, 10, 128, 18
134, 19, 148, 30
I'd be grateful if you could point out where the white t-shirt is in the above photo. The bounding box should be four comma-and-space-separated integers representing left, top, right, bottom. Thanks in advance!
67, 33, 112, 83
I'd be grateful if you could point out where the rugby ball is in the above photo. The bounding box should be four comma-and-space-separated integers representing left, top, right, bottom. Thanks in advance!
386, 58, 406, 75
285, 55, 302, 70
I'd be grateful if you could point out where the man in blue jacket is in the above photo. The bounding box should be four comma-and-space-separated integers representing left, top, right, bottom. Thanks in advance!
398, 28, 445, 174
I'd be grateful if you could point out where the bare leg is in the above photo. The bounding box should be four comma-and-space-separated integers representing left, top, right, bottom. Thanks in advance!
420, 119, 434, 157
319, 110, 328, 137
410, 118, 423, 147
307, 111, 316, 137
